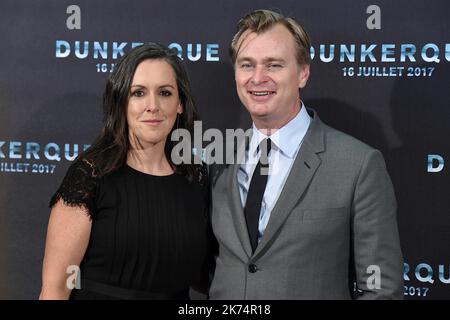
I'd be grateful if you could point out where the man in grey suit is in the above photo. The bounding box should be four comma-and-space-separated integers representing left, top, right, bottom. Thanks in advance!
208, 9, 404, 299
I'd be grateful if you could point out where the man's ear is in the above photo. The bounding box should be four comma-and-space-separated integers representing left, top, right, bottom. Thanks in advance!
298, 64, 310, 89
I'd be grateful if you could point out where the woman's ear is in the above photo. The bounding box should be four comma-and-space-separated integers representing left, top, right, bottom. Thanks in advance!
177, 104, 183, 114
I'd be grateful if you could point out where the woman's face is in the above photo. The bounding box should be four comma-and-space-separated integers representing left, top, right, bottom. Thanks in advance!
127, 59, 182, 149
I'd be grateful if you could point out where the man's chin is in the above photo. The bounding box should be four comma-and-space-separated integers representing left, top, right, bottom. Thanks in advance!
248, 111, 273, 125
245, 105, 271, 117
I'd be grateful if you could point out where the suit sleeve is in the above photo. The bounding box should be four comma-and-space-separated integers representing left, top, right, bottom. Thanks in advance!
352, 149, 404, 299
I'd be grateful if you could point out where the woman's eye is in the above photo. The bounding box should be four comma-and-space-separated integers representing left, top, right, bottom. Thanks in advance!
160, 90, 172, 97
132, 90, 144, 97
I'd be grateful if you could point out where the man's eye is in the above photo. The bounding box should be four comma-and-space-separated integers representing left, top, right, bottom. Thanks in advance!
160, 90, 172, 97
240, 63, 253, 69
268, 64, 282, 69
132, 90, 144, 97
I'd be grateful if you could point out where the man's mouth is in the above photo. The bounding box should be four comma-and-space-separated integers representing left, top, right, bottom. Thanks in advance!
249, 91, 276, 96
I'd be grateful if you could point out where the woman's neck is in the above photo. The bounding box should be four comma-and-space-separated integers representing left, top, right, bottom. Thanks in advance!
127, 141, 174, 176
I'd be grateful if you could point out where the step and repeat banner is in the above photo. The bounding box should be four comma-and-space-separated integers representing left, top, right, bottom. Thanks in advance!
0, 0, 448, 299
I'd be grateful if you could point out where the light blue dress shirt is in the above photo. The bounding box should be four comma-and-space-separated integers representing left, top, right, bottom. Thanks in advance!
238, 103, 311, 244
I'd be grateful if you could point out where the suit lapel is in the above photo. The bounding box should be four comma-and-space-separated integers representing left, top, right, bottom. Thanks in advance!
253, 110, 326, 258
227, 130, 253, 258
227, 163, 252, 258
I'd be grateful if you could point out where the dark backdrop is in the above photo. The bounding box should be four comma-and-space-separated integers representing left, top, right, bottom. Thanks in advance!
0, 0, 448, 299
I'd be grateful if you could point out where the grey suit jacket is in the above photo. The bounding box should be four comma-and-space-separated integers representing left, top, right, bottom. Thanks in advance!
209, 109, 404, 299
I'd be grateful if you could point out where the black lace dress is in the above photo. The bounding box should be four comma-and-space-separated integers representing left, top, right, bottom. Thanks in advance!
49, 159, 211, 300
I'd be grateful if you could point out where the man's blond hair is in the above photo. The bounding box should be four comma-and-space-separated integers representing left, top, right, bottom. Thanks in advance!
230, 9, 311, 67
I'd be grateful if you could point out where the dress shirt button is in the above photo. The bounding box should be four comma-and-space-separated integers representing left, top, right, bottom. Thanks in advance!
248, 264, 258, 273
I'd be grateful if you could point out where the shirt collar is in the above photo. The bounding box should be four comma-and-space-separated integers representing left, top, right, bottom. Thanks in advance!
249, 101, 311, 159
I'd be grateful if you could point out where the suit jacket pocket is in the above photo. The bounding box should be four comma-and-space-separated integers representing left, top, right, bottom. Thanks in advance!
303, 207, 348, 221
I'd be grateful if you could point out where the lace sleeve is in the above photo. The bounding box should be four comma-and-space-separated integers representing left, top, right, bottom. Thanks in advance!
49, 159, 99, 219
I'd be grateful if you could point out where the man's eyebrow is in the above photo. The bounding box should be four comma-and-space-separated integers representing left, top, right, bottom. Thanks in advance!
264, 57, 286, 63
235, 57, 286, 63
236, 56, 254, 63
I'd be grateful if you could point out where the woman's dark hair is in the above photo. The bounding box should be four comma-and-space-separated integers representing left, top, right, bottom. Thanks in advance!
77, 43, 200, 181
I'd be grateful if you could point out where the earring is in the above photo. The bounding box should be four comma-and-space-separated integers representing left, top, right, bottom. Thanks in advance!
175, 113, 180, 140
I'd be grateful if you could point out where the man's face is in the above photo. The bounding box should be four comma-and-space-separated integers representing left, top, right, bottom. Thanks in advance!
234, 24, 309, 129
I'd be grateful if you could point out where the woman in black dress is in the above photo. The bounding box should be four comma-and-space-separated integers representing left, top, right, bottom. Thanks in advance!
39, 43, 212, 299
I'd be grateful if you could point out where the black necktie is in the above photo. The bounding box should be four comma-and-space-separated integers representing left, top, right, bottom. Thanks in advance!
244, 138, 272, 253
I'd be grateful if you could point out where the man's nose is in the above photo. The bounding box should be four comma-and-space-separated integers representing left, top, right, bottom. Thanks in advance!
251, 66, 269, 85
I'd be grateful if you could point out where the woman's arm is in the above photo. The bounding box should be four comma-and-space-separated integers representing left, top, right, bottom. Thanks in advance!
39, 200, 92, 300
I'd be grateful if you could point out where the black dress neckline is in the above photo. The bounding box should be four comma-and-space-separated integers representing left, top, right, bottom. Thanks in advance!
124, 164, 177, 178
